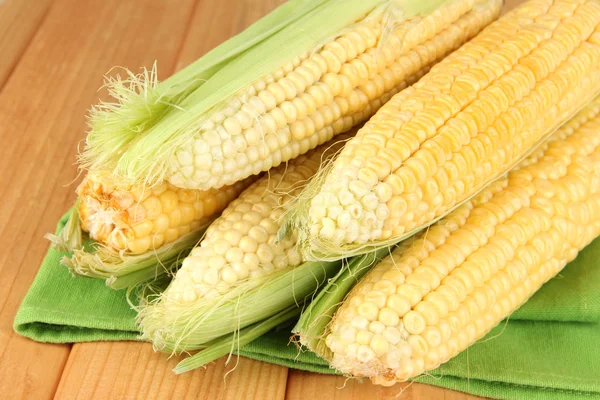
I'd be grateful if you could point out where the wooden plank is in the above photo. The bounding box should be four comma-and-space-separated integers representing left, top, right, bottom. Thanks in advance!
0, 0, 197, 398
55, 342, 288, 400
285, 370, 485, 400
0, 0, 52, 89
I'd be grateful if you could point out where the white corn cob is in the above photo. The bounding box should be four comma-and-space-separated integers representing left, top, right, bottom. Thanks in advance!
167, 0, 501, 190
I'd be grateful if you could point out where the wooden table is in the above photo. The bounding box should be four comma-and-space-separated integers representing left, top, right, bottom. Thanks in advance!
0, 0, 522, 398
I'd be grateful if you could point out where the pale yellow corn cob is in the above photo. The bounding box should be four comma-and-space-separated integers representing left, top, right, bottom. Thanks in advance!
295, 0, 600, 259
323, 96, 600, 384
165, 135, 350, 302
167, 0, 502, 191
78, 173, 252, 254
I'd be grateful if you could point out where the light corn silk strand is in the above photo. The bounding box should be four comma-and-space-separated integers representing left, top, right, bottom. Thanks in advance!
112, 0, 454, 188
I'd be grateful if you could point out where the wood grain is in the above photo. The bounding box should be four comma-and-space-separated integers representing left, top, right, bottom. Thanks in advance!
285, 370, 485, 400
55, 342, 287, 400
0, 0, 53, 90
0, 0, 197, 398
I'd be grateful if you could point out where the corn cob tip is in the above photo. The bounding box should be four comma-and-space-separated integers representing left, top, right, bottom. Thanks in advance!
77, 172, 251, 254
137, 255, 343, 354
62, 171, 252, 286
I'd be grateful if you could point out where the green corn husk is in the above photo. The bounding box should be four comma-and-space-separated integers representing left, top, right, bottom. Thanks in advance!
173, 305, 301, 374
137, 258, 342, 354
46, 203, 84, 254
292, 247, 392, 359
46, 207, 207, 289
81, 0, 454, 188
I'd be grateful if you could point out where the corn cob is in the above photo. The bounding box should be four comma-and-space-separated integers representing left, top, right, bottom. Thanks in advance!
78, 173, 252, 254
164, 0, 500, 191
321, 96, 600, 384
138, 135, 353, 353
286, 0, 600, 260
164, 134, 349, 303
96, 0, 501, 192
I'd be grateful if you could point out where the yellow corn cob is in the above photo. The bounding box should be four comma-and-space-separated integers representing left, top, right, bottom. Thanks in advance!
165, 135, 350, 302
167, 0, 501, 191
290, 0, 600, 260
323, 96, 600, 384
78, 173, 252, 254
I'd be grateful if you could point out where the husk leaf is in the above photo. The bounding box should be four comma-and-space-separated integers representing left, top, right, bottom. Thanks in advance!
47, 206, 207, 289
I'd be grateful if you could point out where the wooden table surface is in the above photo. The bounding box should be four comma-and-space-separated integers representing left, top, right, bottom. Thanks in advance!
0, 0, 522, 398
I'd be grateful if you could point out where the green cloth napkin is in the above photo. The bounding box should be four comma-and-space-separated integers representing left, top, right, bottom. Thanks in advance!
14, 215, 600, 399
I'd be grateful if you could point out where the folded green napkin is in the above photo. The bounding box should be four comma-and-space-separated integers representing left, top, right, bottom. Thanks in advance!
15, 214, 600, 399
